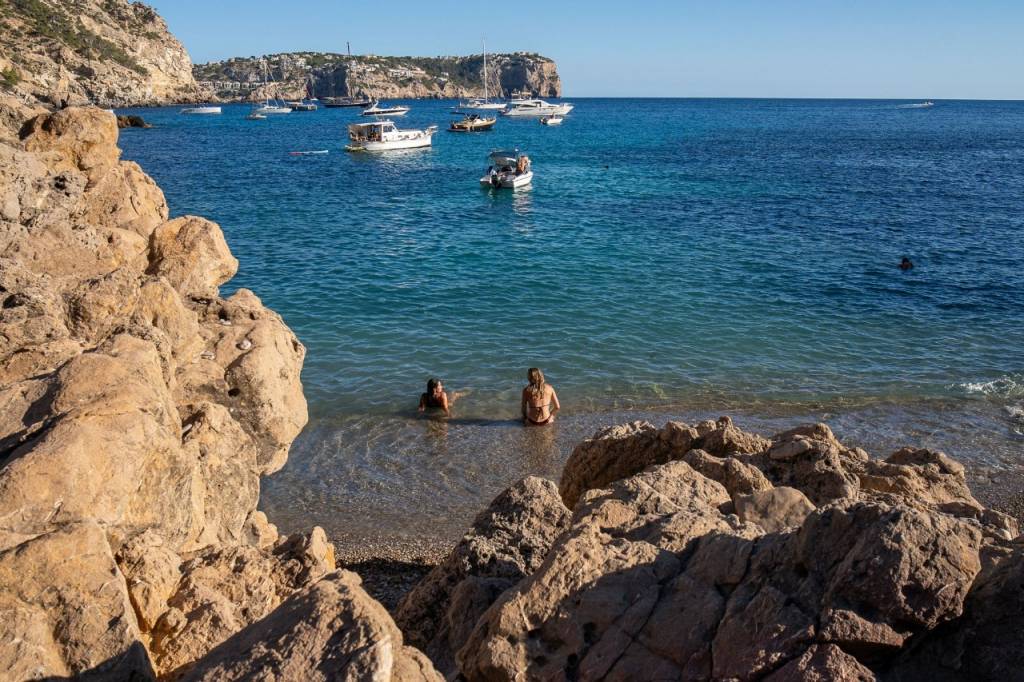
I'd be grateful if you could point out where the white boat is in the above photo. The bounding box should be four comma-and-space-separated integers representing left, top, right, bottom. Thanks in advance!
180, 106, 221, 115
362, 101, 411, 116
287, 101, 318, 111
540, 115, 564, 126
898, 101, 935, 109
245, 112, 267, 120
456, 41, 507, 111
480, 149, 533, 189
346, 120, 437, 151
502, 98, 573, 117
250, 58, 292, 116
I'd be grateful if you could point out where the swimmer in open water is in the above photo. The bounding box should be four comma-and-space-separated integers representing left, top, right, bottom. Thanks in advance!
899, 256, 914, 271
522, 367, 560, 426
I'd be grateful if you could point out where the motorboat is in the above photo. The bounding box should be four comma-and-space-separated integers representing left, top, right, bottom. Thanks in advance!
323, 96, 372, 108
456, 40, 506, 111
502, 98, 573, 117
289, 76, 319, 110
540, 115, 564, 126
180, 105, 221, 115
362, 101, 411, 116
898, 101, 935, 109
245, 112, 267, 120
346, 120, 437, 151
287, 100, 318, 111
480, 149, 533, 189
449, 113, 496, 132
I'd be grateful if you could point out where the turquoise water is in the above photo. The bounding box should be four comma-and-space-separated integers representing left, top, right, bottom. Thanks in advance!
118, 99, 1024, 552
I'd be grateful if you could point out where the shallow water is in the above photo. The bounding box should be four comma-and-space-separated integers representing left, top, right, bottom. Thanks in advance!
117, 99, 1024, 552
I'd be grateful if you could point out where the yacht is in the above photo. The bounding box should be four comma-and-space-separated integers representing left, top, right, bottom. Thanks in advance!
346, 120, 437, 151
456, 41, 506, 112
180, 105, 221, 115
502, 98, 573, 117
480, 149, 533, 189
362, 101, 411, 116
323, 96, 372, 108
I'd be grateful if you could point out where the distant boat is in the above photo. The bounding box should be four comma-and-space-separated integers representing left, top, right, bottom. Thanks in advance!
449, 113, 496, 132
502, 98, 573, 117
346, 120, 436, 151
289, 150, 329, 155
540, 115, 564, 126
245, 112, 267, 120
362, 101, 411, 116
251, 58, 292, 116
480, 149, 533, 189
287, 75, 319, 111
323, 96, 372, 108
899, 101, 935, 109
180, 105, 221, 115
456, 41, 507, 112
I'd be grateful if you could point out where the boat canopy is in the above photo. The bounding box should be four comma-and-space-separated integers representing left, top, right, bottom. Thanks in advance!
487, 149, 523, 165
349, 121, 395, 131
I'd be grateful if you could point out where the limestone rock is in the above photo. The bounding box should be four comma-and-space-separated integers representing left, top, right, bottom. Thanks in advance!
734, 486, 816, 533
183, 571, 443, 682
395, 476, 570, 675
0, 521, 153, 680
21, 106, 120, 185
764, 644, 876, 681
148, 216, 238, 300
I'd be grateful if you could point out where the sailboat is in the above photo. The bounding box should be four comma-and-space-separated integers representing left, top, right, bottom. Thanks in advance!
456, 41, 506, 112
286, 75, 319, 111
251, 59, 292, 116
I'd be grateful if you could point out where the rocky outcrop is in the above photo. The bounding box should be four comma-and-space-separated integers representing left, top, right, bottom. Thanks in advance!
388, 418, 1021, 680
0, 0, 206, 107
394, 477, 571, 676
0, 99, 442, 680
194, 51, 562, 101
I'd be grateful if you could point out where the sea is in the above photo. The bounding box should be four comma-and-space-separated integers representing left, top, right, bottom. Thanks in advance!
117, 98, 1024, 556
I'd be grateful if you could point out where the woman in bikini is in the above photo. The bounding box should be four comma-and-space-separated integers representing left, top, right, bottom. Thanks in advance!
418, 378, 452, 417
521, 367, 560, 426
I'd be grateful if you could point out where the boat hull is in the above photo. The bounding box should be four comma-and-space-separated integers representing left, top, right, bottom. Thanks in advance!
180, 106, 221, 115
346, 134, 434, 152
503, 103, 574, 117
253, 106, 292, 115
480, 170, 533, 189
449, 118, 496, 132
362, 108, 410, 117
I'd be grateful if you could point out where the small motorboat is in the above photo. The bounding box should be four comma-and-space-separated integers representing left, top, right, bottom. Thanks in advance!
245, 112, 267, 120
449, 113, 496, 132
289, 150, 329, 155
540, 115, 564, 126
287, 100, 318, 111
362, 101, 411, 116
480, 149, 533, 189
346, 120, 437, 151
180, 105, 221, 115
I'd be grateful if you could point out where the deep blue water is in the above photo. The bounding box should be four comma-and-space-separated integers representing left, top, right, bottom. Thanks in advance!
118, 99, 1024, 553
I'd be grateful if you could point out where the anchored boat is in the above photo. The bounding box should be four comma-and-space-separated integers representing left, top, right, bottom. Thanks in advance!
346, 120, 437, 151
180, 105, 221, 115
449, 113, 496, 132
480, 149, 533, 189
361, 101, 411, 116
502, 98, 573, 117
323, 96, 372, 108
540, 115, 564, 126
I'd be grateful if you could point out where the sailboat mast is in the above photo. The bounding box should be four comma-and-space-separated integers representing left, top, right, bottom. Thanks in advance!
482, 40, 488, 102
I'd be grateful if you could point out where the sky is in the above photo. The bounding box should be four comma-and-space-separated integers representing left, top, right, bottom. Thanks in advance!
148, 0, 1024, 99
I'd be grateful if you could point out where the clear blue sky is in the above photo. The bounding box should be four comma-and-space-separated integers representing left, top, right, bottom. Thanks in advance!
149, 0, 1024, 99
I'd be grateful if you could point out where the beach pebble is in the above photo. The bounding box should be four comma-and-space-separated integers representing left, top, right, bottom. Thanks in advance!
237, 338, 253, 351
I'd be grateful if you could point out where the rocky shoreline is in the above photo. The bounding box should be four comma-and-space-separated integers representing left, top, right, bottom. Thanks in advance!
1, 98, 1022, 679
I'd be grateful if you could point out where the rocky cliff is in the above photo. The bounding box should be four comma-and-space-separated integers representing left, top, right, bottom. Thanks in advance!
193, 51, 562, 101
0, 0, 205, 107
0, 96, 438, 680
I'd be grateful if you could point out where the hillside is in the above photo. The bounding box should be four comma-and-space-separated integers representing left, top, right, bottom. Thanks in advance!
0, 0, 205, 106
193, 51, 562, 101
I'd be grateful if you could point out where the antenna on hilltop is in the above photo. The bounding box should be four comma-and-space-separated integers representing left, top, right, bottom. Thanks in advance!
347, 41, 351, 56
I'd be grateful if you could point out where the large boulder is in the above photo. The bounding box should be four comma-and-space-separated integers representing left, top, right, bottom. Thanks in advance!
183, 571, 443, 682
395, 476, 570, 675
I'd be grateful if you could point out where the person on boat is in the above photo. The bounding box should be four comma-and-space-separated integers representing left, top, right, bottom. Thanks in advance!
899, 256, 914, 271
515, 155, 531, 175
419, 378, 452, 416
522, 367, 560, 426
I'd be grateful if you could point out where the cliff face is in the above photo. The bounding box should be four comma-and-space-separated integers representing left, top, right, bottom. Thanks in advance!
194, 51, 562, 101
0, 0, 206, 106
0, 97, 439, 680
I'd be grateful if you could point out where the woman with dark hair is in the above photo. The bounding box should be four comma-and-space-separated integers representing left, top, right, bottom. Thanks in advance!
419, 377, 452, 416
521, 367, 560, 426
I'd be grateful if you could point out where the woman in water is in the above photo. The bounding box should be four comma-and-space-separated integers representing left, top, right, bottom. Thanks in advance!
522, 367, 560, 426
418, 378, 452, 417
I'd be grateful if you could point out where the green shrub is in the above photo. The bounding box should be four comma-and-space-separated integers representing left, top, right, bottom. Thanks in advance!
1, 66, 20, 88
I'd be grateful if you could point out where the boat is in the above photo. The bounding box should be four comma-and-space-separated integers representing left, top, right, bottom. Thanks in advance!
502, 98, 573, 117
449, 113, 496, 132
480, 149, 533, 189
345, 120, 437, 151
180, 105, 221, 115
456, 41, 507, 112
289, 150, 329, 155
362, 101, 411, 116
245, 112, 267, 120
287, 101, 318, 111
540, 115, 564, 126
250, 59, 292, 116
323, 96, 372, 108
